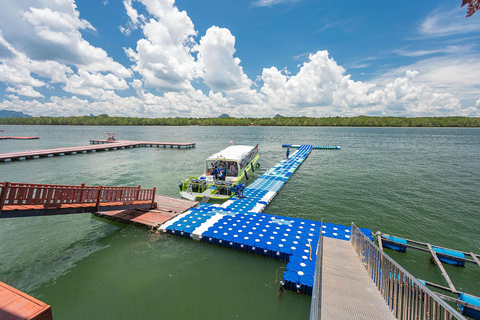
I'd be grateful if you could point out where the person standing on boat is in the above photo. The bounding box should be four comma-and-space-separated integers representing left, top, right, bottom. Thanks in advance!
213, 165, 220, 180
286, 147, 290, 160
220, 167, 226, 181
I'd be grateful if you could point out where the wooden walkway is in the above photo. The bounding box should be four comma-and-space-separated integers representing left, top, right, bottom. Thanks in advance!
0, 136, 39, 140
94, 195, 198, 229
0, 140, 195, 162
89, 140, 195, 148
321, 237, 395, 320
0, 281, 52, 320
0, 182, 156, 218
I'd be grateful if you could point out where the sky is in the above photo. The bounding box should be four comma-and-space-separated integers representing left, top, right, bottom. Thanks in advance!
0, 0, 479, 118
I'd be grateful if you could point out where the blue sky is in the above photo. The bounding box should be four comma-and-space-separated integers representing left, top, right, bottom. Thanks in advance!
0, 0, 479, 117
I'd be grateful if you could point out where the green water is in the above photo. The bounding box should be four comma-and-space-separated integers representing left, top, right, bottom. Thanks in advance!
0, 126, 479, 319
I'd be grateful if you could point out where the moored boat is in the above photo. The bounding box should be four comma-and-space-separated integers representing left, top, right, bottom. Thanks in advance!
179, 145, 260, 200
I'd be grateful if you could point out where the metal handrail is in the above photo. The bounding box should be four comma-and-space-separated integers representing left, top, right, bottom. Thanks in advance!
350, 223, 466, 320
309, 220, 323, 320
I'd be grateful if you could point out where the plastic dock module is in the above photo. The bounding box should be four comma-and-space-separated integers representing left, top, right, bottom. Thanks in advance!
158, 145, 373, 295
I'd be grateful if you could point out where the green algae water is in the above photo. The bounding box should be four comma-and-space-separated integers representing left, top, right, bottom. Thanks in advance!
0, 126, 479, 319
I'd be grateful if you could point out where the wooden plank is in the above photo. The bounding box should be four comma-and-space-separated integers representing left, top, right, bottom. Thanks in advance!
471, 252, 480, 267
427, 243, 457, 293
0, 281, 52, 320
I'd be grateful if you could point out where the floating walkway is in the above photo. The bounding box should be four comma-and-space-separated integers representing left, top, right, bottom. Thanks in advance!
320, 236, 395, 319
0, 140, 195, 162
282, 144, 340, 150
156, 145, 373, 296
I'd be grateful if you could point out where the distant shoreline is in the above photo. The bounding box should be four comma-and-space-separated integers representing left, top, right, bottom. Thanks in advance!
0, 116, 479, 127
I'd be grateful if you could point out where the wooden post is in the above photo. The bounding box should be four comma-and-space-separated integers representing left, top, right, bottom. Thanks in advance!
427, 243, 457, 293
79, 183, 85, 203
95, 186, 103, 212
377, 232, 384, 251
136, 185, 141, 201
0, 182, 11, 215
151, 187, 156, 209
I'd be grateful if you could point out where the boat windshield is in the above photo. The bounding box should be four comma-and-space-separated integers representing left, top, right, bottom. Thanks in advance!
205, 160, 239, 177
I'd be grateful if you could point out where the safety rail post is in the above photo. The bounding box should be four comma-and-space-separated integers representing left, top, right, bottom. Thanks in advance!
0, 182, 11, 215
309, 219, 323, 320
79, 183, 85, 202
136, 185, 141, 201
350, 223, 466, 320
95, 186, 103, 212
151, 187, 156, 209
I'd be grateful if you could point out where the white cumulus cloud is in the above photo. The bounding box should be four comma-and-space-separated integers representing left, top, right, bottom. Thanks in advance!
124, 0, 198, 92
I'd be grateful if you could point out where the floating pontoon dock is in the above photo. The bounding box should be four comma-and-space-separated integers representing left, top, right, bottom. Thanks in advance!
158, 145, 366, 296
0, 140, 195, 162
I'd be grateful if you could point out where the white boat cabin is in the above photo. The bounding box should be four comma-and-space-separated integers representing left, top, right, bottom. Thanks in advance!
201, 145, 258, 182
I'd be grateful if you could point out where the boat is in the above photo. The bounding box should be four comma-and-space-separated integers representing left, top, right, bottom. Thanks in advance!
179, 145, 260, 200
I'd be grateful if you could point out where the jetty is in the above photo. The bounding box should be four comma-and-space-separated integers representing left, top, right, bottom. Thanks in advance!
0, 182, 156, 218
0, 136, 39, 140
1, 144, 475, 319
0, 140, 195, 162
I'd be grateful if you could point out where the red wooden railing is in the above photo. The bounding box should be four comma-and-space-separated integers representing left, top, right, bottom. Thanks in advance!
0, 182, 156, 214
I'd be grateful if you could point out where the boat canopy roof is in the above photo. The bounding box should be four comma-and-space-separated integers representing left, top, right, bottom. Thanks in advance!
206, 145, 255, 162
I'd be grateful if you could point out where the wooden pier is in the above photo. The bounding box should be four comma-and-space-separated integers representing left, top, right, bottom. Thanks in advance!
0, 136, 39, 140
0, 140, 195, 162
0, 281, 52, 320
0, 182, 156, 218
89, 140, 196, 148
94, 195, 198, 229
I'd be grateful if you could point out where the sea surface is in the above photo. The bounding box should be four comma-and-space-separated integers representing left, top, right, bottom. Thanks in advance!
0, 125, 479, 319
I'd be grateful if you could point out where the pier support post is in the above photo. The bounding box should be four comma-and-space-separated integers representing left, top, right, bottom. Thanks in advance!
0, 182, 11, 215
151, 187, 156, 209
95, 186, 103, 212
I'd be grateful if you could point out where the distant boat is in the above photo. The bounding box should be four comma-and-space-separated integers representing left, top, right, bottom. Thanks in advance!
179, 145, 260, 200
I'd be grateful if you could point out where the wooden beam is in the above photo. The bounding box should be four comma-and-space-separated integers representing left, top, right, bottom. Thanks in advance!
422, 279, 455, 293
427, 243, 457, 293
377, 232, 384, 251
471, 252, 480, 267
435, 293, 480, 312
379, 232, 477, 264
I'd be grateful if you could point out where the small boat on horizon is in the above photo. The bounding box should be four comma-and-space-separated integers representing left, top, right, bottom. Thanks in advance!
179, 145, 260, 201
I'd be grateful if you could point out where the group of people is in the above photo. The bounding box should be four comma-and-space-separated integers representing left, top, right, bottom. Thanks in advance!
207, 161, 239, 180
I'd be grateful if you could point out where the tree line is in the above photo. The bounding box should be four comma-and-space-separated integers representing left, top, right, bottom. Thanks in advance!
0, 115, 479, 127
